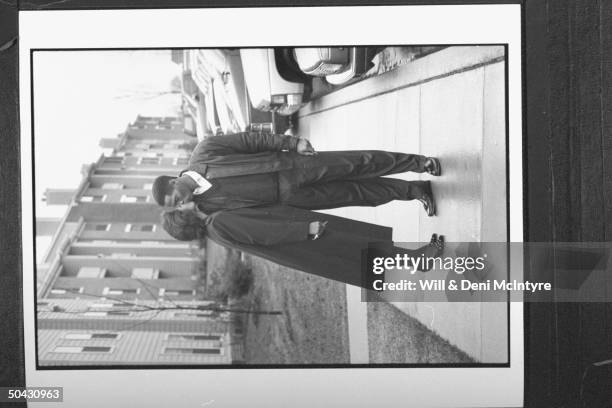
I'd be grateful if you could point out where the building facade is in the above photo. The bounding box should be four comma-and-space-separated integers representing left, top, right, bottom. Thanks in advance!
36, 115, 240, 366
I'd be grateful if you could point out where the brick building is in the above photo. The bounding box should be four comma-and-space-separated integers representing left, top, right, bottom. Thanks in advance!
36, 115, 240, 366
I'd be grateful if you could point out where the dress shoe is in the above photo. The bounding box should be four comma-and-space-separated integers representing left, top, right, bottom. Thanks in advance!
430, 234, 445, 254
417, 181, 436, 216
424, 157, 442, 176
415, 233, 445, 272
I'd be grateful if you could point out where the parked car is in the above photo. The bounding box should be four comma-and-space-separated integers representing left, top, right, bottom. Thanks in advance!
197, 49, 250, 133
293, 47, 376, 85
239, 48, 305, 116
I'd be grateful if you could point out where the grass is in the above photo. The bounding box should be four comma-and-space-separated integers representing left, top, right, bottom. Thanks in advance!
240, 254, 351, 364
367, 302, 474, 364
205, 239, 475, 365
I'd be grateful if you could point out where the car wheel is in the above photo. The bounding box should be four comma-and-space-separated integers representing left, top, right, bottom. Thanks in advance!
274, 48, 312, 83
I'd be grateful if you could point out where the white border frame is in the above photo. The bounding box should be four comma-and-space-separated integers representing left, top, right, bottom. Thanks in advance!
20, 5, 523, 408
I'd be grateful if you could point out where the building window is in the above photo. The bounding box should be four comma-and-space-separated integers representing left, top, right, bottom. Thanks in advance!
143, 152, 162, 158
125, 224, 156, 233
163, 347, 222, 355
120, 195, 149, 203
102, 183, 124, 190
83, 311, 131, 317
174, 311, 215, 318
138, 157, 161, 165
53, 346, 113, 353
85, 223, 111, 231
109, 252, 135, 258
80, 195, 106, 203
131, 268, 159, 279
89, 302, 131, 309
105, 157, 124, 164
159, 289, 195, 297
173, 157, 189, 166
166, 334, 222, 342
50, 287, 84, 295
64, 333, 120, 340
102, 287, 140, 296
77, 267, 107, 278
77, 239, 115, 245
37, 301, 51, 312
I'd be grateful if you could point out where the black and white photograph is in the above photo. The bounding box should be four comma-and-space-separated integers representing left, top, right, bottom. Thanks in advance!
14, 5, 526, 407
32, 44, 509, 368
5, 1, 612, 407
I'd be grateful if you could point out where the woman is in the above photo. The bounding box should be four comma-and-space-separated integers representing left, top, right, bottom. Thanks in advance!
161, 203, 444, 289
161, 202, 329, 243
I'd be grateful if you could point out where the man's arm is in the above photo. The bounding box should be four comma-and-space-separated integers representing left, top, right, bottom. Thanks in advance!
207, 209, 312, 246
191, 132, 301, 162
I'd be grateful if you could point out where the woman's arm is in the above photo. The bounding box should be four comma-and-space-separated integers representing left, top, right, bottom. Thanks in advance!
207, 210, 325, 246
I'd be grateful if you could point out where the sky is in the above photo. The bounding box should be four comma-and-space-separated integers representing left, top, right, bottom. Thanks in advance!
33, 50, 182, 261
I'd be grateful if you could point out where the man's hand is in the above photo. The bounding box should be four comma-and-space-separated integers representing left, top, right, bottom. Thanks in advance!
297, 138, 316, 156
308, 221, 328, 240
177, 201, 196, 212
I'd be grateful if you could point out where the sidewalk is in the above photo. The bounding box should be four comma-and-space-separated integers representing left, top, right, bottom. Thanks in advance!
298, 46, 508, 363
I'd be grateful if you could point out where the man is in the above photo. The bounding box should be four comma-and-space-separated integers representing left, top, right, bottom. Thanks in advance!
152, 131, 441, 216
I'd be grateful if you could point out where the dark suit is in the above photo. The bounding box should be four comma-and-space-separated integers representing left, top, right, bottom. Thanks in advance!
182, 132, 430, 212
204, 205, 434, 289
205, 205, 392, 288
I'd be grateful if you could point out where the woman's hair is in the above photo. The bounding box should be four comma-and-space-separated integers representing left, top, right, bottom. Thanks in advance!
161, 209, 207, 241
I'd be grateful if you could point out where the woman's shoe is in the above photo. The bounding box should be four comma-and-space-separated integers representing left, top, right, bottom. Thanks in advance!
415, 234, 445, 272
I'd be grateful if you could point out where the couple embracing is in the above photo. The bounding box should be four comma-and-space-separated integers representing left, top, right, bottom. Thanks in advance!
152, 131, 444, 288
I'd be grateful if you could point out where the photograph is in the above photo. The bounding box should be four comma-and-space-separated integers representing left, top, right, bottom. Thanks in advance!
4, 1, 612, 407
32, 45, 509, 367
15, 5, 525, 407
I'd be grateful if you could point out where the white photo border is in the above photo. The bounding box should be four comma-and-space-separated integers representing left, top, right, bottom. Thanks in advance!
20, 5, 523, 407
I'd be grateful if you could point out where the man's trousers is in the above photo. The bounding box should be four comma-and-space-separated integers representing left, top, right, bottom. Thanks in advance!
278, 150, 430, 210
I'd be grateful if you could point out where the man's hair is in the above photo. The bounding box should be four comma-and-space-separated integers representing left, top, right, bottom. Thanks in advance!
152, 175, 176, 206
161, 209, 207, 241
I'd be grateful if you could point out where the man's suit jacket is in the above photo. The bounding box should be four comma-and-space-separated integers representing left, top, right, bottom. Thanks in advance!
204, 205, 392, 289
182, 132, 304, 179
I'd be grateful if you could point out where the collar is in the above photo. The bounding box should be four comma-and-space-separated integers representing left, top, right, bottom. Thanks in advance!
183, 171, 212, 195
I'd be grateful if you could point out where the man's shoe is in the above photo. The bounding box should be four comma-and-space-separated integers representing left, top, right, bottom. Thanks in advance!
417, 181, 436, 216
423, 157, 442, 176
